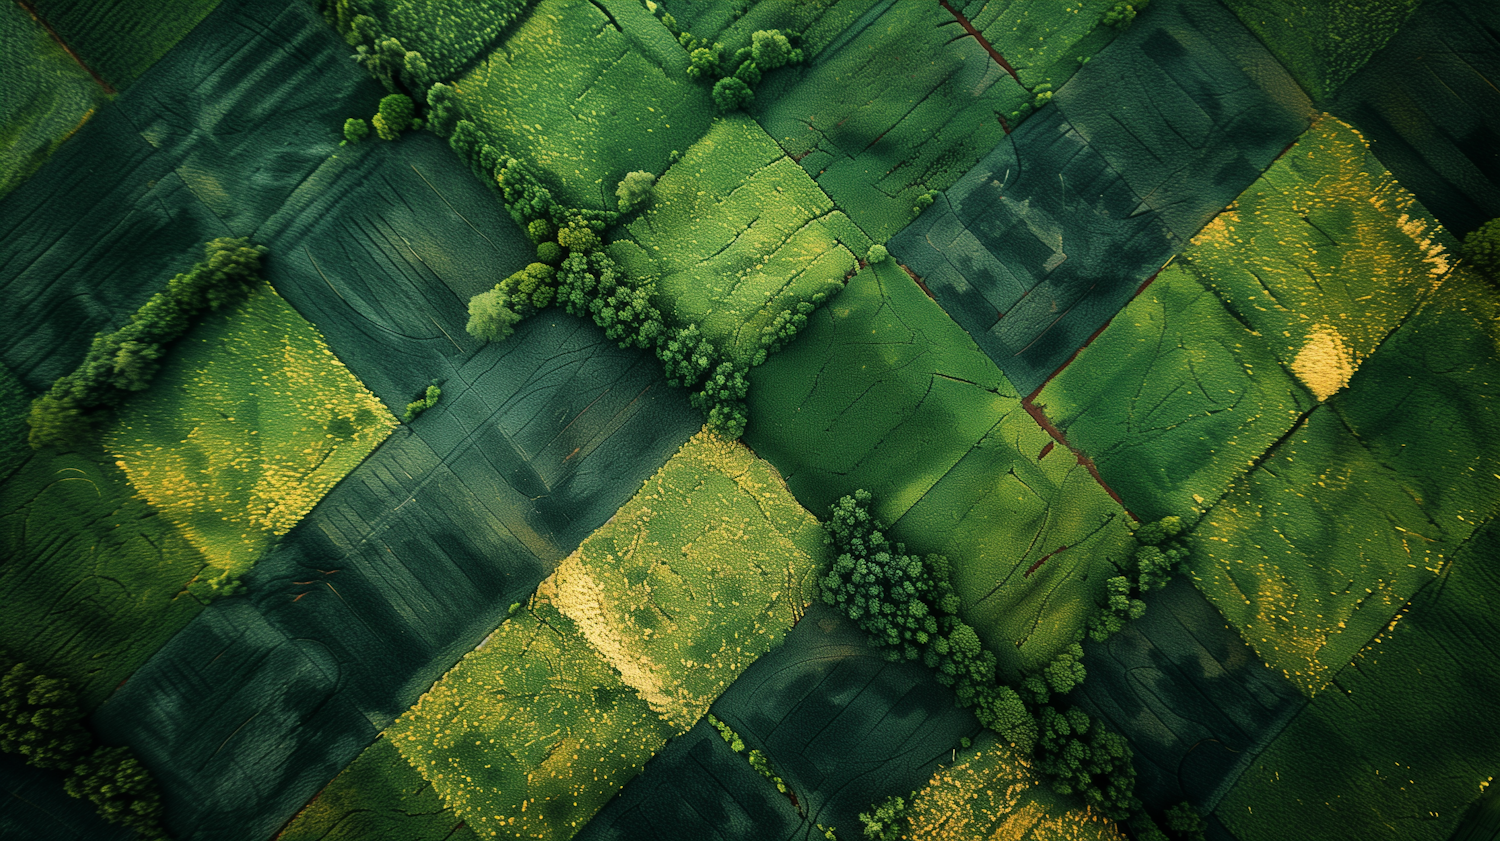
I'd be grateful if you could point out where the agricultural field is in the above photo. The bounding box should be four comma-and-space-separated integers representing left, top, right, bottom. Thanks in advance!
0, 1, 107, 199
456, 0, 715, 211
4, 0, 1499, 839
614, 116, 869, 369
29, 0, 220, 90
104, 284, 395, 582
752, 0, 1028, 243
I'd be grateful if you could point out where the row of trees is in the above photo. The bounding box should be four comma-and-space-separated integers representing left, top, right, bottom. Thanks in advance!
821, 491, 1206, 839
707, 713, 838, 841
27, 238, 266, 450
645, 2, 806, 113
1, 651, 168, 839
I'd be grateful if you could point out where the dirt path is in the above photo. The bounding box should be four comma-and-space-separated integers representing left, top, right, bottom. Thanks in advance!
15, 0, 116, 94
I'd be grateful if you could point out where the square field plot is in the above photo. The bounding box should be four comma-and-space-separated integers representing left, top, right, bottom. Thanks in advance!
1188, 408, 1448, 697
458, 0, 715, 211
550, 430, 824, 731
105, 284, 396, 579
0, 1, 107, 199
1178, 115, 1457, 400
613, 116, 869, 369
754, 0, 1027, 243
1330, 267, 1500, 546
1035, 263, 1314, 523
388, 594, 678, 841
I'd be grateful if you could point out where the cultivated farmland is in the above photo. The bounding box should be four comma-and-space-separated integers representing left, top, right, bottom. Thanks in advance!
29, 0, 220, 90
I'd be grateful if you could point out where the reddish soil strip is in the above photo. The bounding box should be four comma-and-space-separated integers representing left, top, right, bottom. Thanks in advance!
1021, 398, 1139, 521
1024, 266, 1168, 403
17, 0, 116, 94
1024, 543, 1069, 577
1038, 441, 1055, 460
938, 0, 1022, 85
900, 263, 938, 301
998, 111, 1012, 135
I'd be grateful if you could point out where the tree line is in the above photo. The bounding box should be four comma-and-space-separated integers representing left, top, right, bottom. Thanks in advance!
1, 649, 169, 839
820, 491, 1206, 841
27, 238, 266, 450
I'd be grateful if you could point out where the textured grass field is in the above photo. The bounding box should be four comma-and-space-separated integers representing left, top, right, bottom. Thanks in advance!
0, 444, 207, 709
615, 115, 869, 369
279, 737, 475, 841
905, 731, 1126, 841
753, 0, 1028, 242
1036, 264, 1315, 524
0, 2, 106, 199
457, 0, 714, 210
550, 429, 823, 731
30, 0, 220, 90
105, 284, 394, 581
954, 0, 1122, 89
1223, 0, 1422, 101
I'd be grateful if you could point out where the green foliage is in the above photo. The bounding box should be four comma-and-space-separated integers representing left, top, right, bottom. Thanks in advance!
535, 241, 564, 265
912, 189, 940, 215
558, 222, 601, 253
859, 794, 907, 841
342, 117, 369, 144
1163, 801, 1206, 840
1101, 0, 1149, 28
865, 243, 888, 264
353, 34, 407, 93
30, 0, 219, 90
465, 287, 522, 343
402, 50, 434, 97
381, 0, 536, 81
1463, 218, 1500, 280
373, 93, 413, 139
526, 218, 556, 245
687, 45, 722, 80
425, 82, 459, 137
614, 170, 656, 213
1035, 705, 1138, 820
712, 76, 754, 113
27, 237, 265, 449
65, 745, 168, 840
750, 29, 801, 70
0, 660, 90, 770
402, 382, 442, 423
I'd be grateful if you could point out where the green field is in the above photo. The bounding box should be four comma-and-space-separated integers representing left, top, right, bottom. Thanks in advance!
104, 284, 395, 582
1177, 116, 1456, 401
389, 593, 677, 841
660, 0, 886, 61
0, 443, 207, 709
1222, 0, 1422, 101
550, 429, 823, 730
1036, 263, 1316, 524
279, 737, 477, 841
613, 115, 869, 368
747, 261, 1131, 675
457, 0, 715, 210
381, 0, 534, 81
905, 731, 1125, 841
0, 2, 107, 199
1330, 266, 1500, 544
30, 0, 220, 91
753, 0, 1028, 242
1220, 519, 1500, 841
1188, 407, 1445, 696
956, 0, 1124, 89
0, 363, 29, 484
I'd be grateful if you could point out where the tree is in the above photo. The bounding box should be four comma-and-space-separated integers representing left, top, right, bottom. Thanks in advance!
425, 83, 459, 137
712, 76, 754, 113
0, 663, 90, 770
403, 51, 434, 99
615, 170, 656, 213
859, 794, 908, 841
373, 93, 414, 140
1164, 801, 1207, 841
343, 117, 369, 144
751, 29, 801, 70
65, 745, 168, 840
686, 45, 721, 80
1464, 217, 1500, 279
557, 221, 601, 253
866, 243, 888, 263
466, 287, 522, 342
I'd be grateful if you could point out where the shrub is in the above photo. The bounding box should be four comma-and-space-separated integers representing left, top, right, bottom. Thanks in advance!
1102, 0, 1150, 27
465, 287, 522, 343
615, 170, 656, 213
373, 93, 414, 140
65, 746, 168, 840
1463, 218, 1500, 279
426, 82, 460, 137
402, 382, 442, 423
1164, 801, 1207, 841
342, 117, 369, 144
859, 794, 907, 841
751, 29, 802, 70
536, 241, 563, 265
866, 243, 888, 264
712, 76, 754, 113
687, 45, 722, 80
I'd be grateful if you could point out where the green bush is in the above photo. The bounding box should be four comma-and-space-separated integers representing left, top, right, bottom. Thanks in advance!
401, 382, 442, 423
712, 76, 755, 113
1463, 218, 1500, 280
65, 745, 168, 840
1164, 801, 1207, 840
866, 243, 888, 264
343, 117, 369, 144
615, 171, 656, 213
859, 794, 907, 841
373, 93, 414, 139
1036, 705, 1138, 820
1102, 0, 1151, 27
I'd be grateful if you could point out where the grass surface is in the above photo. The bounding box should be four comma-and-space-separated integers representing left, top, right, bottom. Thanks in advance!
382, 0, 535, 81
279, 737, 477, 841
1220, 518, 1500, 841
1036, 264, 1315, 523
550, 429, 823, 731
615, 115, 869, 368
1188, 407, 1445, 697
0, 443, 207, 709
754, 0, 1028, 242
457, 0, 714, 210
389, 592, 677, 841
747, 261, 1131, 674
1223, 0, 1422, 101
904, 731, 1125, 840
1178, 116, 1455, 401
661, 0, 886, 61
0, 363, 28, 484
30, 0, 220, 90
956, 0, 1123, 89
105, 284, 394, 581
0, 2, 106, 199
